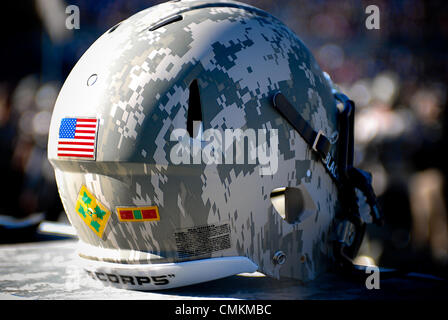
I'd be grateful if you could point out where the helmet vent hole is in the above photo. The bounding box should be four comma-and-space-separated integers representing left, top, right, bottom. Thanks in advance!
270, 186, 316, 224
187, 79, 203, 138
149, 15, 183, 31
108, 22, 121, 33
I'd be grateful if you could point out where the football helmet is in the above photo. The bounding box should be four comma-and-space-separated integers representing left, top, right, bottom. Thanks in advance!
48, 0, 381, 290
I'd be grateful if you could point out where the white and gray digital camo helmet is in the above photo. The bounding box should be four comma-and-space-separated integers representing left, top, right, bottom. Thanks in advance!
48, 0, 382, 290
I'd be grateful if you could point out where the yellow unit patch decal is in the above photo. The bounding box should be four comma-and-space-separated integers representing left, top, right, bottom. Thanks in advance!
117, 206, 159, 222
75, 185, 111, 238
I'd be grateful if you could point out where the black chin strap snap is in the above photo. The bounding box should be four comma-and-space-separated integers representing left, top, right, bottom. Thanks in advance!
273, 92, 332, 161
273, 92, 339, 182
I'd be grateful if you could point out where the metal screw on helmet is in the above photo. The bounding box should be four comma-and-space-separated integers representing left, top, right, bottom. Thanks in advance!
272, 251, 287, 265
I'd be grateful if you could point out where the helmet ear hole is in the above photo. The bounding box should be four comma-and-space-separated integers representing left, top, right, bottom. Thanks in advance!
270, 186, 316, 224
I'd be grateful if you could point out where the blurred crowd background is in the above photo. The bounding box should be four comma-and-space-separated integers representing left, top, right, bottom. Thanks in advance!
0, 0, 447, 279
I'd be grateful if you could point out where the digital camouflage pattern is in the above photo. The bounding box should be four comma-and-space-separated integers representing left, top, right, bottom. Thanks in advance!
48, 0, 341, 284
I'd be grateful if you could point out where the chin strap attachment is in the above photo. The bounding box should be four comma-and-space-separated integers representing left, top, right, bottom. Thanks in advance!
272, 90, 383, 269
333, 92, 383, 268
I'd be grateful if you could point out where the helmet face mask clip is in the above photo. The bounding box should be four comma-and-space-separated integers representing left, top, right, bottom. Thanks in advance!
48, 0, 381, 290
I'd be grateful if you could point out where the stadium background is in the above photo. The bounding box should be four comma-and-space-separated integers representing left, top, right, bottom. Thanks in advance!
0, 0, 447, 279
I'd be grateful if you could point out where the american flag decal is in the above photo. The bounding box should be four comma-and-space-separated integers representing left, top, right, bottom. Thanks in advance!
58, 118, 98, 160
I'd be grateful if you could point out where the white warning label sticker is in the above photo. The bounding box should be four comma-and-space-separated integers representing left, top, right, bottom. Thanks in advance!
174, 223, 231, 259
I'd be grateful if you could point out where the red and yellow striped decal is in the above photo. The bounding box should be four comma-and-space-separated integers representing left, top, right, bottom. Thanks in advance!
116, 206, 159, 222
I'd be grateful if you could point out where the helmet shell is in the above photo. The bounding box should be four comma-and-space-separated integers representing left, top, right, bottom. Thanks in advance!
48, 0, 340, 284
